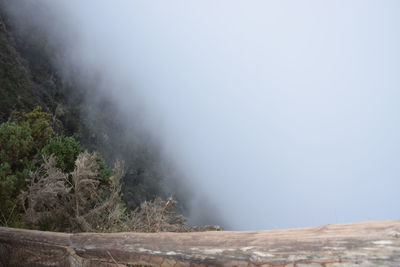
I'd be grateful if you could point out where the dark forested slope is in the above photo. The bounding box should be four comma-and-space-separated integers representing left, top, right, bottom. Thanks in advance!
0, 6, 183, 219
0, 12, 52, 121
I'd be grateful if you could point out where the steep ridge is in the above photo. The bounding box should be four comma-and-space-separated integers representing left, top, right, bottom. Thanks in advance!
0, 12, 44, 121
0, 8, 178, 213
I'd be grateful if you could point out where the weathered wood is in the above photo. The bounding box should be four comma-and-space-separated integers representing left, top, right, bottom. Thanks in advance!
1, 220, 400, 266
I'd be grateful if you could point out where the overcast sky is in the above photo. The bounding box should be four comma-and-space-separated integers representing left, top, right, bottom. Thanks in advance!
9, 0, 400, 230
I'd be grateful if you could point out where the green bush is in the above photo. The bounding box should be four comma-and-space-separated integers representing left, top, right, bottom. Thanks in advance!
41, 136, 112, 183
0, 107, 171, 232
95, 154, 113, 184
41, 136, 84, 172
0, 108, 75, 226
12, 106, 53, 150
0, 122, 35, 225
0, 122, 34, 168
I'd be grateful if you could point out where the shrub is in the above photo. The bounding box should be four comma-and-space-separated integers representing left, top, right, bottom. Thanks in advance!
0, 122, 34, 225
0, 122, 34, 168
0, 163, 25, 226
1, 107, 201, 232
20, 152, 202, 233
21, 152, 125, 232
41, 136, 84, 172
12, 106, 53, 150
126, 197, 187, 232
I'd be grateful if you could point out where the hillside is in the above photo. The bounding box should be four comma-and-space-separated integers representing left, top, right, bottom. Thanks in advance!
0, 6, 182, 217
0, 11, 58, 121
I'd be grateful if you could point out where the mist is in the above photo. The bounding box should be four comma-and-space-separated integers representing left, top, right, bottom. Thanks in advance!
5, 0, 400, 230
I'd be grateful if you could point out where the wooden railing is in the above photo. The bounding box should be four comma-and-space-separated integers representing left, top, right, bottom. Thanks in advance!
1, 220, 400, 266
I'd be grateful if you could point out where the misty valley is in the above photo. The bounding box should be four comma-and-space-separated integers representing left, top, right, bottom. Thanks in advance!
1, 1, 400, 266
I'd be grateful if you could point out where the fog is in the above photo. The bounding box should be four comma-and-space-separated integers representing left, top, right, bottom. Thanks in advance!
6, 0, 400, 230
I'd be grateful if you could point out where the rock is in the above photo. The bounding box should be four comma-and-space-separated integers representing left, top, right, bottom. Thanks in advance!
1, 220, 400, 266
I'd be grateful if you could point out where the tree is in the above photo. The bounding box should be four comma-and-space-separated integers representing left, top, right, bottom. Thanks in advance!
21, 152, 197, 233
21, 152, 126, 232
0, 107, 73, 226
11, 106, 53, 150
0, 122, 34, 225
41, 136, 83, 172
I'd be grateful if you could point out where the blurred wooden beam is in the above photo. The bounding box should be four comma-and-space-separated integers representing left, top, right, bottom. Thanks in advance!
1, 220, 400, 266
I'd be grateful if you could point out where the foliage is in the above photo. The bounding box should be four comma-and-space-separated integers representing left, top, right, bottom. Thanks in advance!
94, 154, 112, 185
0, 16, 196, 233
41, 135, 112, 185
0, 122, 34, 168
126, 197, 187, 232
41, 136, 83, 172
11, 106, 53, 150
0, 106, 204, 232
21, 152, 201, 233
20, 156, 69, 231
22, 152, 125, 232
0, 15, 36, 122
124, 197, 222, 233
0, 122, 34, 225
0, 162, 28, 226
0, 108, 75, 227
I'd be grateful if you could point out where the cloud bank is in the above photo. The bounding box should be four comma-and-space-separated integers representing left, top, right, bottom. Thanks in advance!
6, 0, 400, 230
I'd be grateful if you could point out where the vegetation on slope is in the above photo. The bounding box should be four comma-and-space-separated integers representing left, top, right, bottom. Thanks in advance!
0, 108, 197, 232
0, 5, 186, 224
0, 6, 200, 232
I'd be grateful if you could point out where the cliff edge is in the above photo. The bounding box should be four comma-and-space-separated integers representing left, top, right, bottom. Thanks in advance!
1, 220, 400, 266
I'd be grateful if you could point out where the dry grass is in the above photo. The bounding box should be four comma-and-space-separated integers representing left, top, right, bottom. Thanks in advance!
20, 152, 221, 233
21, 152, 126, 232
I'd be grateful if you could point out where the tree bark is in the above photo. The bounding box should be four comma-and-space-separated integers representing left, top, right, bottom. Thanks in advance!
1, 220, 400, 266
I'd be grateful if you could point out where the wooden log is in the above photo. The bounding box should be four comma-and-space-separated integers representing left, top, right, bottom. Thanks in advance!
1, 220, 400, 266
